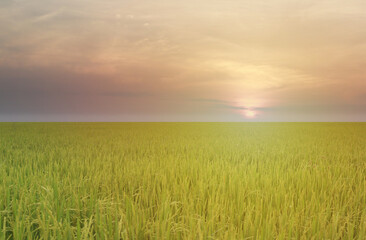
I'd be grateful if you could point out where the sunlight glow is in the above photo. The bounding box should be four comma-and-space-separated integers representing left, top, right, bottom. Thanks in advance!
244, 109, 257, 118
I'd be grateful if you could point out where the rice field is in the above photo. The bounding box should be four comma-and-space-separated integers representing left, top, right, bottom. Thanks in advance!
0, 123, 365, 239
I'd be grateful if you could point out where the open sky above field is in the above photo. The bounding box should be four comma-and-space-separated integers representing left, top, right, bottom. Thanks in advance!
0, 0, 365, 121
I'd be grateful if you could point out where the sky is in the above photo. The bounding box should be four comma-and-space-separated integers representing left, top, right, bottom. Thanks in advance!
0, 0, 365, 121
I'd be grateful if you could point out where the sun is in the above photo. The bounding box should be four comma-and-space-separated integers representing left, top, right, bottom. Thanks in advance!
235, 98, 263, 119
244, 109, 257, 118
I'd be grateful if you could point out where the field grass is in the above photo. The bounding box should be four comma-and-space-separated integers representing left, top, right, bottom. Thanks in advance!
0, 123, 365, 239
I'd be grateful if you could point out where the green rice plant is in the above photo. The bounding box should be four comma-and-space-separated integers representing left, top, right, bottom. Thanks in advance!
0, 123, 365, 239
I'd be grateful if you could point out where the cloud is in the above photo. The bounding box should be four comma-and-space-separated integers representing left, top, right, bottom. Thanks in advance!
190, 98, 231, 104
0, 0, 366, 121
101, 91, 151, 98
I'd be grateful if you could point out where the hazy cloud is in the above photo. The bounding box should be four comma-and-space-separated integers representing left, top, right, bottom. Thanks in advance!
1, 0, 365, 121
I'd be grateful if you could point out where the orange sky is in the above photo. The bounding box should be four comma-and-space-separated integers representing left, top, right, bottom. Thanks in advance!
0, 0, 365, 121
